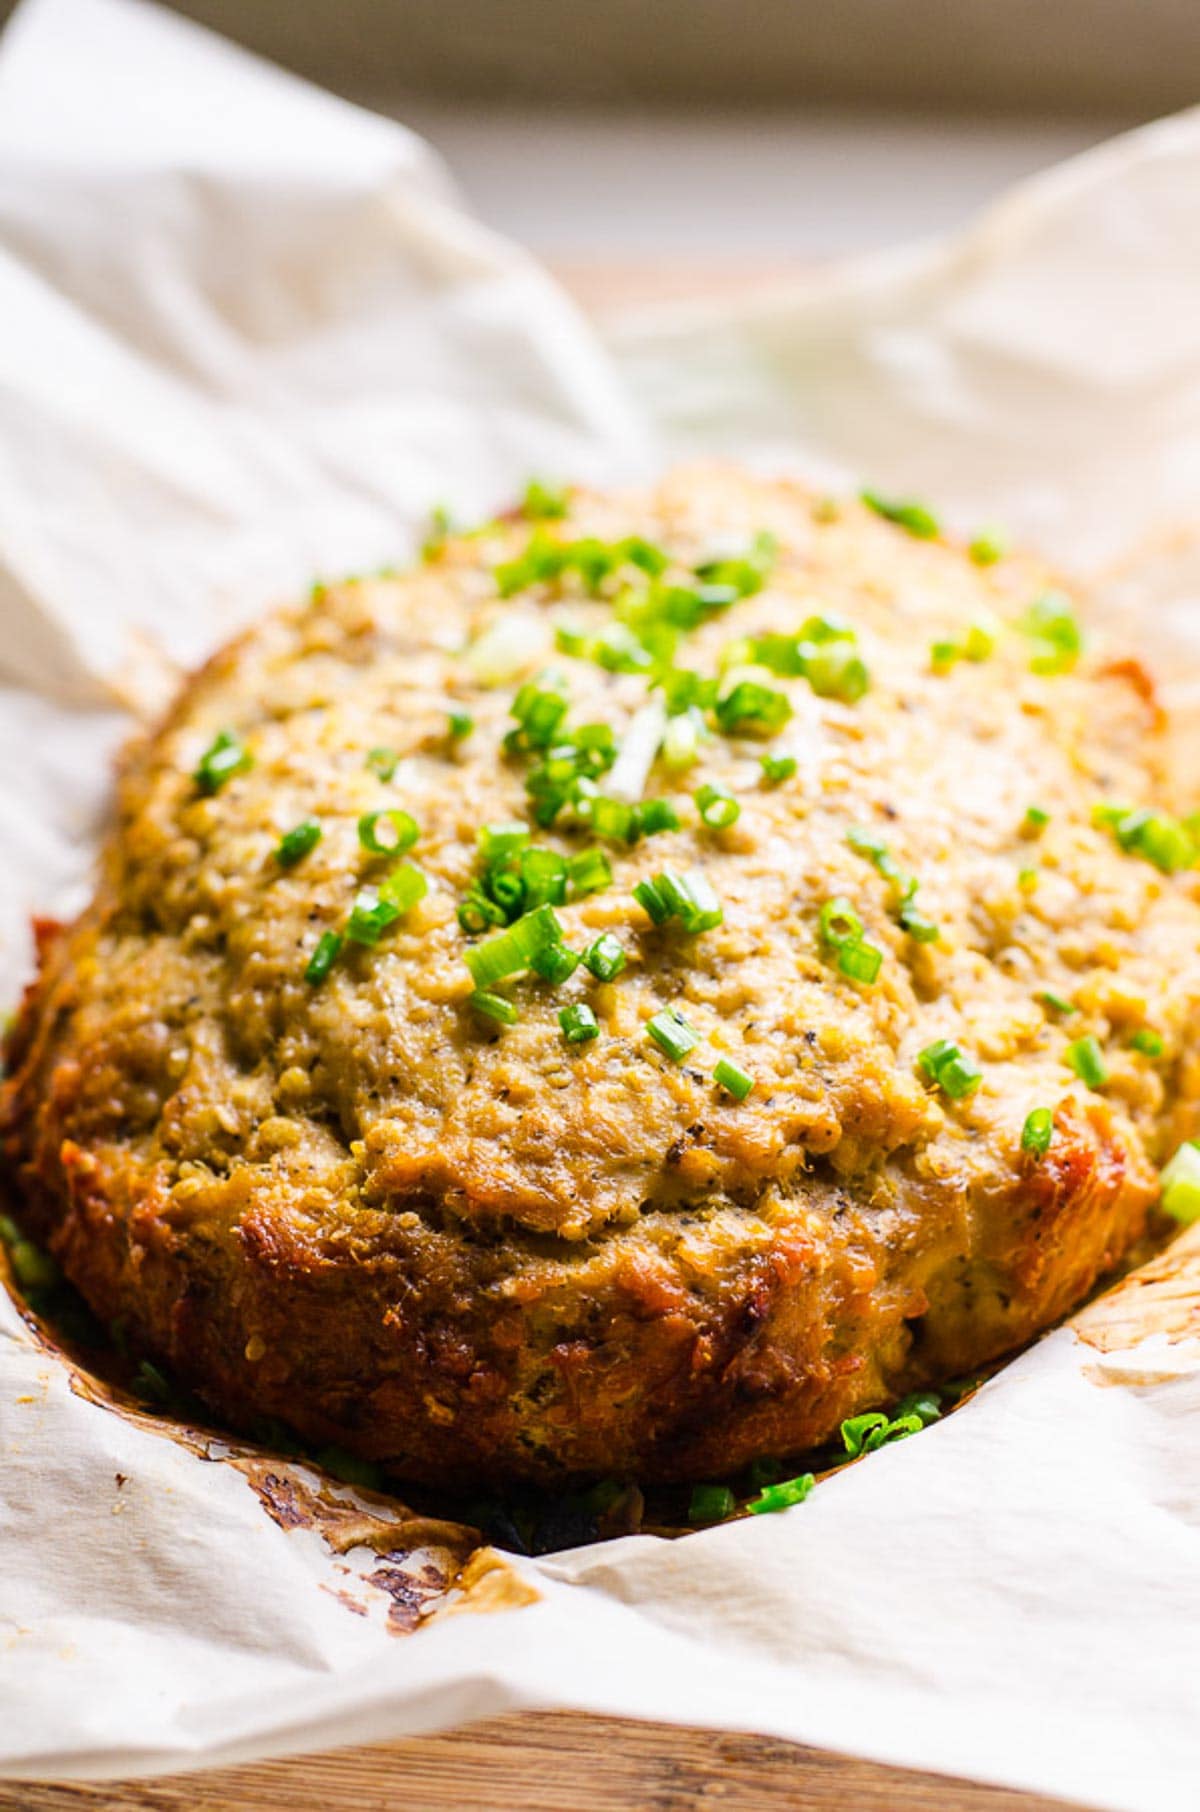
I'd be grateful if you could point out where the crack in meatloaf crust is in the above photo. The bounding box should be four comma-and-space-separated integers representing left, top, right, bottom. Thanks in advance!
4, 467, 1198, 1487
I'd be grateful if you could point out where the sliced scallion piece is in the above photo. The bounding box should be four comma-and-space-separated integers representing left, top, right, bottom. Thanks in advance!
646, 1006, 700, 1063
471, 990, 519, 1027
1021, 1107, 1054, 1158
688, 1483, 736, 1524
195, 728, 251, 795
713, 1058, 754, 1101
694, 782, 741, 830
1160, 1141, 1200, 1223
464, 903, 565, 989
918, 1038, 983, 1100
582, 932, 627, 981
275, 817, 322, 868
304, 929, 342, 984
559, 1001, 600, 1044
861, 489, 939, 539
1067, 1035, 1108, 1089
358, 809, 420, 856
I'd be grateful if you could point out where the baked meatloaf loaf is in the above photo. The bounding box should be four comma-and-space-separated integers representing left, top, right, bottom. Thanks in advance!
4, 469, 1198, 1488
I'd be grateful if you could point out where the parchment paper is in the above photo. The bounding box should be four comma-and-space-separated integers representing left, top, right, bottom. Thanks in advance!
2, 3, 1199, 1807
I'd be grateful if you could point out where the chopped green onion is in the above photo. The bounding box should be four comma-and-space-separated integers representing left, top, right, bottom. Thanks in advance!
918, 1038, 983, 1100
464, 903, 564, 988
688, 1483, 737, 1524
518, 846, 568, 910
1024, 805, 1050, 834
760, 752, 797, 786
633, 876, 670, 924
635, 799, 681, 838
1021, 1107, 1054, 1158
845, 826, 938, 944
508, 679, 569, 752
841, 1411, 922, 1456
1160, 1141, 1200, 1224
837, 938, 883, 984
358, 809, 420, 856
930, 639, 961, 674
714, 1058, 754, 1101
894, 1390, 943, 1426
195, 729, 251, 795
694, 782, 741, 830
897, 900, 939, 943
582, 932, 627, 981
421, 504, 454, 560
471, 990, 519, 1027
861, 489, 939, 539
803, 640, 870, 703
531, 942, 580, 985
969, 527, 1008, 566
458, 891, 505, 934
1067, 1035, 1108, 1089
568, 847, 612, 897
366, 746, 399, 781
275, 817, 322, 868
694, 529, 776, 597
1036, 989, 1077, 1016
447, 711, 474, 742
478, 821, 530, 863
661, 708, 705, 773
1093, 803, 1197, 875
748, 1473, 814, 1515
1021, 591, 1083, 675
715, 680, 792, 738
963, 618, 998, 661
380, 862, 428, 915
1130, 1028, 1164, 1058
1017, 866, 1039, 891
522, 477, 569, 520
305, 929, 342, 984
559, 1001, 600, 1044
654, 867, 724, 933
819, 896, 863, 948
646, 1007, 700, 1063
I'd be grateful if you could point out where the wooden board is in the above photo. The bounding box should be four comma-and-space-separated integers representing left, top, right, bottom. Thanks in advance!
1, 1711, 1079, 1812
0, 263, 1084, 1812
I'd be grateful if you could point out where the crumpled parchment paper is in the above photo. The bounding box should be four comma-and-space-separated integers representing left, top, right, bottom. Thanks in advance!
2, 2, 1199, 1807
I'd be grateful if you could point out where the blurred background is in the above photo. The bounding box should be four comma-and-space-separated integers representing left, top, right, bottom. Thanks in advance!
9, 0, 1199, 304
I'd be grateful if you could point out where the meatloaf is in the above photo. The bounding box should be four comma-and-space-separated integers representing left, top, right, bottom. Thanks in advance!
4, 468, 1198, 1488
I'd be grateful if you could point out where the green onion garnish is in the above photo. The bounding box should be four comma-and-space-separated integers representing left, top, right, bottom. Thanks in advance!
748, 1473, 814, 1515
845, 825, 938, 944
380, 862, 429, 913
358, 809, 420, 856
507, 679, 569, 752
559, 1001, 600, 1044
531, 942, 579, 984
1021, 591, 1083, 675
1160, 1141, 1200, 1223
1130, 1028, 1164, 1057
837, 938, 883, 984
840, 1411, 923, 1456
345, 865, 427, 946
653, 867, 724, 933
760, 752, 797, 786
458, 892, 505, 934
522, 477, 569, 520
1093, 804, 1197, 875
694, 529, 776, 598
568, 847, 612, 897
715, 680, 792, 738
1067, 1035, 1108, 1089
688, 1483, 737, 1524
713, 1058, 754, 1101
918, 1038, 983, 1100
694, 782, 740, 830
366, 746, 399, 781
636, 799, 681, 837
803, 640, 870, 703
819, 896, 863, 947
195, 729, 251, 795
471, 990, 519, 1027
930, 639, 960, 674
447, 711, 474, 742
479, 821, 530, 863
633, 876, 670, 925
275, 817, 322, 868
305, 929, 342, 985
646, 1007, 700, 1063
582, 932, 626, 981
661, 709, 704, 773
1024, 805, 1050, 834
464, 903, 564, 989
861, 489, 939, 539
1021, 1107, 1054, 1158
968, 528, 1008, 566
1036, 989, 1077, 1016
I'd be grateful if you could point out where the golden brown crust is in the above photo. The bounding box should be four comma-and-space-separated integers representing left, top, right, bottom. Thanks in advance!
3, 468, 1194, 1485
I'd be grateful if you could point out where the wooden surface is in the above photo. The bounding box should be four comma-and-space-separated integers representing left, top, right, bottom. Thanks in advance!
0, 262, 1081, 1812
0, 1711, 1079, 1812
